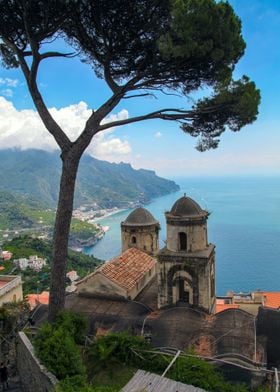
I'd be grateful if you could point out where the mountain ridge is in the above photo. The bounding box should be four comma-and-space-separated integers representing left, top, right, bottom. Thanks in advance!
0, 149, 179, 208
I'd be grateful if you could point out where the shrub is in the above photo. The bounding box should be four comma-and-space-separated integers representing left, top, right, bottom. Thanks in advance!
168, 355, 248, 392
34, 311, 87, 380
34, 324, 86, 380
53, 310, 87, 344
88, 332, 149, 371
55, 376, 118, 392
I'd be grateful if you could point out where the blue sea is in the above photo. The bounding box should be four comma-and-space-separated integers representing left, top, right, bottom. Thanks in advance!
84, 177, 280, 296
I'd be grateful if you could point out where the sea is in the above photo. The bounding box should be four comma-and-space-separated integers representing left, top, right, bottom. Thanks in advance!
84, 176, 280, 296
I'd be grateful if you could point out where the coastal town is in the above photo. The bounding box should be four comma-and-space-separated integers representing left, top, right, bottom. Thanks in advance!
1, 196, 280, 391
0, 0, 280, 390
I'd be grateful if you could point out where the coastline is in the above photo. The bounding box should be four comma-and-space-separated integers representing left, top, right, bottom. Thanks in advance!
88, 207, 128, 223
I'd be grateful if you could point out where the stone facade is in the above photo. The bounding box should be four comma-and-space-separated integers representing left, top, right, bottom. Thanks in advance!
121, 207, 160, 256
78, 271, 128, 299
157, 196, 216, 313
157, 246, 215, 312
17, 332, 58, 392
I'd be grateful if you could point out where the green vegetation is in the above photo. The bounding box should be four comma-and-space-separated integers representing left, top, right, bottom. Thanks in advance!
70, 219, 100, 243
0, 190, 101, 246
1, 236, 103, 294
34, 313, 265, 392
0, 260, 14, 274
0, 150, 179, 209
0, 300, 29, 334
34, 311, 87, 380
0, 190, 46, 230
3, 236, 50, 260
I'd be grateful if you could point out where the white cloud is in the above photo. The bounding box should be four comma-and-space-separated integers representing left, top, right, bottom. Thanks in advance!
154, 131, 162, 138
1, 88, 13, 97
0, 97, 131, 161
0, 77, 19, 87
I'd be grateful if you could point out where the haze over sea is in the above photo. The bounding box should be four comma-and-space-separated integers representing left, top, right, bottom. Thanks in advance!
84, 176, 280, 296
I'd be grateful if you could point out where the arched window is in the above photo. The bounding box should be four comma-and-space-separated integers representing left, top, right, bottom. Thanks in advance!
131, 236, 137, 244
179, 232, 187, 251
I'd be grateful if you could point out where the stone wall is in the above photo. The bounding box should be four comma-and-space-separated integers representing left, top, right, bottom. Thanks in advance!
166, 221, 207, 252
17, 331, 58, 392
121, 224, 159, 256
78, 271, 127, 299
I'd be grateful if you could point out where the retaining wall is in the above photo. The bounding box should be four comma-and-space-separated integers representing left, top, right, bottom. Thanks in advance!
17, 331, 58, 392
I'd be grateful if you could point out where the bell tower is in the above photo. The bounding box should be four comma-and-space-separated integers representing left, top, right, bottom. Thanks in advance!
121, 207, 160, 256
157, 195, 215, 313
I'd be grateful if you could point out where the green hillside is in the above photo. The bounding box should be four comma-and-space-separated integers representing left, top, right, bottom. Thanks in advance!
0, 149, 179, 208
2, 236, 103, 294
0, 190, 101, 244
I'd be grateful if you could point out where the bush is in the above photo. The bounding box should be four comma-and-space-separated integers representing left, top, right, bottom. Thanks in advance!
53, 310, 87, 344
88, 332, 149, 371
34, 311, 87, 380
168, 356, 248, 392
55, 376, 118, 392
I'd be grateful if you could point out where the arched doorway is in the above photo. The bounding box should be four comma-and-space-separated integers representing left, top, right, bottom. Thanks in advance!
178, 277, 189, 302
171, 270, 193, 305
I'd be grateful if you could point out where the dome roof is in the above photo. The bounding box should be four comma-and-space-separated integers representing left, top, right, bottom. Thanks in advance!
123, 207, 159, 226
170, 195, 206, 217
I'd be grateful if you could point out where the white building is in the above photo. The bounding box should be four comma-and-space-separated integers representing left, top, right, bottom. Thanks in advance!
14, 255, 47, 272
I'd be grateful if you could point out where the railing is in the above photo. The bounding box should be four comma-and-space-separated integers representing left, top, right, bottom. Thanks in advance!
0, 276, 22, 297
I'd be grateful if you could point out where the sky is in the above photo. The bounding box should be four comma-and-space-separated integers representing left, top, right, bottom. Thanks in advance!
0, 0, 280, 178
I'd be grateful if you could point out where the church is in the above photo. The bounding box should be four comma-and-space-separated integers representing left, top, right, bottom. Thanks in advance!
32, 195, 274, 382
77, 194, 216, 314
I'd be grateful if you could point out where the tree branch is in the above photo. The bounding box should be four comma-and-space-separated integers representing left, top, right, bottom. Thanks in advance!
40, 51, 77, 60
104, 62, 120, 93
123, 92, 156, 99
98, 108, 195, 131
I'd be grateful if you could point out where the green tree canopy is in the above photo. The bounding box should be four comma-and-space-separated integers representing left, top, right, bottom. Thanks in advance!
0, 0, 260, 319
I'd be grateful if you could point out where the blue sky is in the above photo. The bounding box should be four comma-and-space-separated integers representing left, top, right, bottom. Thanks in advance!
0, 0, 279, 177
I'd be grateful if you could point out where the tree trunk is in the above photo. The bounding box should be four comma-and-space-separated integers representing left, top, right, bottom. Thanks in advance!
48, 154, 80, 321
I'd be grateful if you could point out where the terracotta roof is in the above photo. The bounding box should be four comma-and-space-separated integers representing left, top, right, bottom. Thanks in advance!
27, 291, 49, 310
262, 292, 280, 308
216, 303, 239, 313
101, 248, 156, 291
79, 248, 156, 292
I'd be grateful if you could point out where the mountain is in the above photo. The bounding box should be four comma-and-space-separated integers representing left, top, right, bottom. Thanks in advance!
0, 149, 179, 208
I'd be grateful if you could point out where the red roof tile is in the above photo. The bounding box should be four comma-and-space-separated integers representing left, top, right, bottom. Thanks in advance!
100, 248, 156, 291
215, 303, 239, 313
262, 292, 280, 308
27, 291, 49, 310
78, 248, 156, 292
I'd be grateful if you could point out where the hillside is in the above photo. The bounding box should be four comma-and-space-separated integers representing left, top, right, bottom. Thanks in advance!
0, 190, 102, 246
0, 149, 179, 208
1, 236, 103, 294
